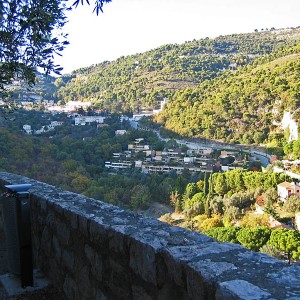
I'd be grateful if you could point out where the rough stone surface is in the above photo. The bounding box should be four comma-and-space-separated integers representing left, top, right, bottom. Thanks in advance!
216, 280, 272, 300
1, 172, 300, 300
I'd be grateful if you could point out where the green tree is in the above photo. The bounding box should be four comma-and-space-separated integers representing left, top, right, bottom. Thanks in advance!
223, 206, 241, 225
196, 180, 205, 192
205, 226, 241, 244
263, 188, 279, 205
237, 227, 271, 251
200, 215, 223, 231
240, 213, 270, 228
209, 195, 224, 215
183, 192, 206, 218
130, 184, 151, 210
1, 0, 67, 92
190, 192, 206, 213
182, 182, 198, 201
170, 190, 180, 209
212, 173, 228, 195
292, 140, 300, 159
283, 195, 300, 213
1, 0, 111, 109
71, 174, 90, 193
268, 228, 300, 264
260, 245, 282, 260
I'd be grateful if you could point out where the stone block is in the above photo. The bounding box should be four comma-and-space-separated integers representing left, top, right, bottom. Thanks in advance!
75, 264, 93, 299
85, 244, 103, 282
40, 227, 52, 257
64, 209, 78, 230
103, 257, 132, 298
187, 259, 237, 282
89, 218, 109, 246
132, 285, 153, 300
129, 239, 157, 285
158, 250, 186, 288
56, 219, 71, 246
108, 227, 132, 255
185, 266, 206, 300
52, 235, 61, 260
158, 281, 191, 300
78, 214, 89, 234
63, 275, 77, 300
96, 289, 107, 300
49, 257, 63, 287
216, 280, 272, 300
62, 249, 75, 273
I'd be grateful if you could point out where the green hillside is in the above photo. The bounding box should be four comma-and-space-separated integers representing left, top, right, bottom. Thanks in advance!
155, 44, 300, 145
9, 73, 58, 102
55, 28, 300, 113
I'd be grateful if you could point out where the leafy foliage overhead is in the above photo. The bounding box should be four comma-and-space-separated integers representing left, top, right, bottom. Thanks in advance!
73, 0, 112, 15
0, 0, 68, 89
0, 0, 111, 111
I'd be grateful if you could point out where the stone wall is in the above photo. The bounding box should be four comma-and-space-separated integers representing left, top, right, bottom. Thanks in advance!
0, 172, 300, 300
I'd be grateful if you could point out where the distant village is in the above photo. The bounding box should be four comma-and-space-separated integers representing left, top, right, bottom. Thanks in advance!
18, 100, 261, 174
21, 99, 166, 134
104, 137, 251, 175
18, 99, 300, 211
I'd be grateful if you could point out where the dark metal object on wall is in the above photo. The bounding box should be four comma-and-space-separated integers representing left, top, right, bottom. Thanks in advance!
1, 184, 33, 288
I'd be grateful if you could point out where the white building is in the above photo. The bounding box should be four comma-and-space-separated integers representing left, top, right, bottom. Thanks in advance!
187, 148, 213, 156
115, 130, 127, 135
66, 101, 91, 110
47, 101, 91, 113
74, 116, 105, 125
23, 125, 32, 134
48, 121, 63, 129
34, 126, 47, 134
184, 157, 195, 164
135, 160, 143, 168
105, 161, 132, 169
277, 181, 300, 201
128, 144, 150, 152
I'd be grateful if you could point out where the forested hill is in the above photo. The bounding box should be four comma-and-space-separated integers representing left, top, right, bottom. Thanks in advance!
155, 43, 300, 145
55, 28, 300, 113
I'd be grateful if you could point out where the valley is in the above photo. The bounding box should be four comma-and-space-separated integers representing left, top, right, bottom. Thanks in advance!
1, 27, 300, 263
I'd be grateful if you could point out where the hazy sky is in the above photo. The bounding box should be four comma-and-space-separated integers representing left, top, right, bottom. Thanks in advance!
56, 0, 300, 73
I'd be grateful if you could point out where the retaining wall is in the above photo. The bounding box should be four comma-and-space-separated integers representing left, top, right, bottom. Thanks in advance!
0, 172, 300, 300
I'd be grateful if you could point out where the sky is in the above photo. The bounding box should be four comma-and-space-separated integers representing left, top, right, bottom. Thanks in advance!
55, 0, 300, 74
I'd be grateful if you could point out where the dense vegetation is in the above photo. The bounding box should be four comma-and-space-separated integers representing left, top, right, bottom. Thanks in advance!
54, 28, 300, 114
161, 167, 300, 263
11, 73, 59, 102
1, 110, 299, 262
0, 113, 191, 210
3, 27, 300, 263
156, 43, 300, 145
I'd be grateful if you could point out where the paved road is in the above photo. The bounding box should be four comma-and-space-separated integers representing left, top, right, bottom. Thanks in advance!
250, 152, 270, 168
152, 128, 271, 167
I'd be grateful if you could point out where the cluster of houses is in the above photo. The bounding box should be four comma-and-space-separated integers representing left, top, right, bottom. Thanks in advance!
23, 121, 64, 135
105, 138, 250, 174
